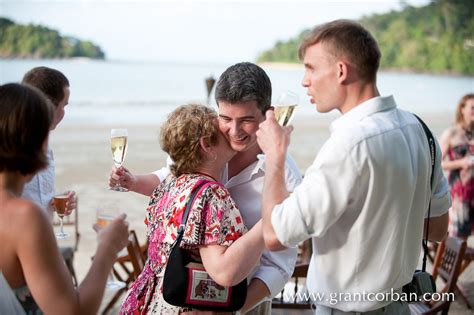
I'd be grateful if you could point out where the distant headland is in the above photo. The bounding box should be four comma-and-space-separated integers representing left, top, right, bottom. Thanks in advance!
0, 17, 105, 59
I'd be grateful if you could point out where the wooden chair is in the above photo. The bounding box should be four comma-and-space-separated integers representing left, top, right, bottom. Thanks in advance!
409, 236, 467, 315
272, 263, 313, 310
455, 245, 474, 309
102, 230, 147, 315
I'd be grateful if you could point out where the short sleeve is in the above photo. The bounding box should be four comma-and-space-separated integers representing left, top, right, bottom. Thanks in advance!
180, 183, 247, 249
152, 156, 173, 181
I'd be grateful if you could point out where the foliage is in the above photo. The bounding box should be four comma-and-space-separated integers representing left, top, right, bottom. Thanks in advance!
0, 17, 105, 59
257, 0, 474, 75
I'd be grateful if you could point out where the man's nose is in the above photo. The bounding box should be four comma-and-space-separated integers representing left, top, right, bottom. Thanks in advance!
301, 75, 310, 87
229, 121, 240, 135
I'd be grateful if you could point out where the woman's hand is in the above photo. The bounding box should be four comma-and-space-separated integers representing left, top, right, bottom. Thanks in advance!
94, 214, 130, 257
109, 166, 137, 191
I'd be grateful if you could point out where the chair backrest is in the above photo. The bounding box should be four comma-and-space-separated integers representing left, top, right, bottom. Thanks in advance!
272, 263, 313, 310
421, 236, 467, 314
409, 237, 467, 315
432, 236, 466, 294
103, 230, 147, 314
126, 230, 147, 280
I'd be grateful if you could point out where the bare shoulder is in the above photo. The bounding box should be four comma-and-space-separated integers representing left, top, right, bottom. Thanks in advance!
1, 197, 50, 232
440, 125, 460, 144
441, 125, 458, 137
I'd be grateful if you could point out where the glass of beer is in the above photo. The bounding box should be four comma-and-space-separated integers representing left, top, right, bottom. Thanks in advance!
110, 128, 128, 192
53, 193, 70, 239
274, 91, 299, 126
96, 208, 127, 290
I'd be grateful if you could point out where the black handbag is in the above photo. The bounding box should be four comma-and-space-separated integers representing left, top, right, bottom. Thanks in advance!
163, 180, 247, 311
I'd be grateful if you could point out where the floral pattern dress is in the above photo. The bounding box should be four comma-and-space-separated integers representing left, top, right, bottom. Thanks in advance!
120, 173, 246, 314
447, 143, 474, 237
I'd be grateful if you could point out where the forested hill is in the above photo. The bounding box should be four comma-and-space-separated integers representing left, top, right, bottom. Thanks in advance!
0, 17, 105, 59
257, 0, 474, 75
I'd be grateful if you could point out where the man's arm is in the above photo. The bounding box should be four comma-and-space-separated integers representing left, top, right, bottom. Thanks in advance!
256, 111, 293, 251
425, 138, 451, 242
262, 162, 289, 251
109, 166, 160, 196
424, 212, 448, 242
241, 279, 271, 313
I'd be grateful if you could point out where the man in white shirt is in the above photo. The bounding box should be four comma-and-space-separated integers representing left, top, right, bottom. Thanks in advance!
256, 20, 451, 314
109, 62, 302, 314
21, 67, 76, 222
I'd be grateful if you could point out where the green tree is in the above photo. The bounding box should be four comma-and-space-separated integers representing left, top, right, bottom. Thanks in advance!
257, 0, 474, 75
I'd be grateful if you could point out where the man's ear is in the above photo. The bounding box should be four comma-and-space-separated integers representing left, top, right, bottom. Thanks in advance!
337, 61, 349, 84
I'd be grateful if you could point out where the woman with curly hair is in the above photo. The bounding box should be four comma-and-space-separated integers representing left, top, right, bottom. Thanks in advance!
121, 104, 264, 314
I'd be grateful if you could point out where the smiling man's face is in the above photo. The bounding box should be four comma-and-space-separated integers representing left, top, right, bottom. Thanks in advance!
217, 100, 265, 153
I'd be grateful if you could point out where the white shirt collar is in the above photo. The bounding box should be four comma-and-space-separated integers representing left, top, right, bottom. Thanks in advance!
330, 95, 396, 133
222, 159, 265, 188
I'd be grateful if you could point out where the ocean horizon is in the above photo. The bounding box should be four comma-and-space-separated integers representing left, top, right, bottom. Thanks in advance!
1, 59, 473, 125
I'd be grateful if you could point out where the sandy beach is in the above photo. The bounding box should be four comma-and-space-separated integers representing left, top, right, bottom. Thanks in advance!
50, 111, 474, 314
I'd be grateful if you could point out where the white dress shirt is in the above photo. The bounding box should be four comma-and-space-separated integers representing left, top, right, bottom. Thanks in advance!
271, 96, 451, 312
154, 155, 302, 300
22, 146, 55, 222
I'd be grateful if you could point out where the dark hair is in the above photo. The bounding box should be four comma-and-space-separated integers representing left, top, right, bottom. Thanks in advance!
160, 104, 219, 177
299, 19, 381, 83
455, 93, 474, 124
22, 66, 69, 107
215, 62, 272, 114
0, 83, 54, 175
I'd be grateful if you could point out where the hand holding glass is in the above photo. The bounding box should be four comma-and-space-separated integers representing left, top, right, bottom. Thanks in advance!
110, 128, 128, 192
53, 194, 70, 239
257, 91, 299, 161
96, 208, 127, 290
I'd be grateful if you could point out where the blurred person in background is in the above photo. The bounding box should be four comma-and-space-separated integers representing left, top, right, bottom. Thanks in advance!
440, 93, 474, 239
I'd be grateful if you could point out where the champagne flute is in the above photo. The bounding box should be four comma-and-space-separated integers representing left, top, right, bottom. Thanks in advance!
53, 193, 70, 239
274, 91, 299, 126
110, 128, 128, 192
257, 91, 299, 161
96, 208, 127, 290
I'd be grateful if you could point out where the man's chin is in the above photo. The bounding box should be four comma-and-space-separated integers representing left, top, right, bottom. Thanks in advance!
230, 144, 248, 152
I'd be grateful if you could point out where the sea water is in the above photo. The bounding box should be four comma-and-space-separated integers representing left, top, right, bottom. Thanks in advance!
1, 59, 472, 125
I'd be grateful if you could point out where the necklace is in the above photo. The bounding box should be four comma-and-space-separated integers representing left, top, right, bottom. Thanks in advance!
464, 127, 473, 141
0, 188, 17, 197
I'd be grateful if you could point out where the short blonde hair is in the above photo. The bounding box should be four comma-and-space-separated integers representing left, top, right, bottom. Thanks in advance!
455, 93, 474, 124
160, 104, 219, 177
299, 19, 381, 83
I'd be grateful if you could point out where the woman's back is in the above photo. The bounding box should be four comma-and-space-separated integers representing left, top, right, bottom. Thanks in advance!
0, 192, 45, 314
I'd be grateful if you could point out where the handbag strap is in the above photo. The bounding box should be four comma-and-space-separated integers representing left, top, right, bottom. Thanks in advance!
414, 114, 436, 273
175, 180, 211, 243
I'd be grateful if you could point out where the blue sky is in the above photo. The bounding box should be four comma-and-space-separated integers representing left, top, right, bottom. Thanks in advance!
1, 0, 430, 63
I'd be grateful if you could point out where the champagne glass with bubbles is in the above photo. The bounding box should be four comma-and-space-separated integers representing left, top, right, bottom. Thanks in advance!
274, 91, 299, 127
110, 128, 128, 192
257, 91, 299, 161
